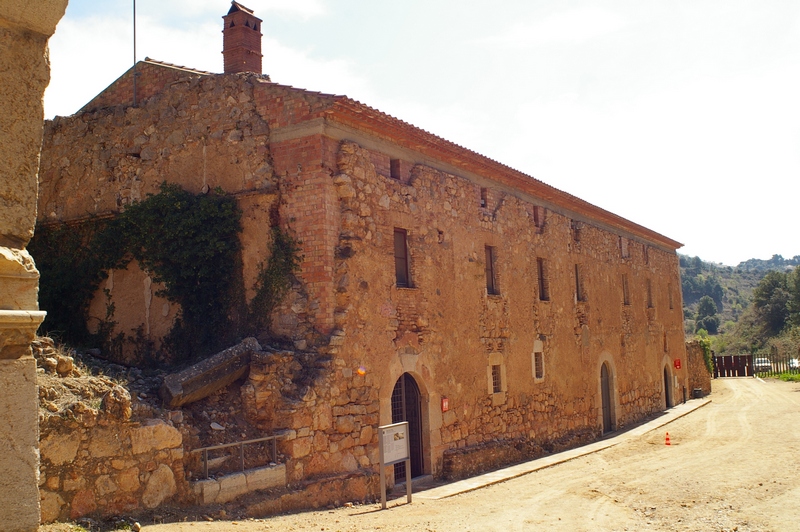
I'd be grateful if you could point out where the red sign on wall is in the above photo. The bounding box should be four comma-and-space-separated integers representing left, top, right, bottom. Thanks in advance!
674, 359, 682, 370
441, 397, 449, 412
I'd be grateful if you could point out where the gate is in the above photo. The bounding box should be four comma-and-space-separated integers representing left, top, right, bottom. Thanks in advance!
713, 355, 752, 377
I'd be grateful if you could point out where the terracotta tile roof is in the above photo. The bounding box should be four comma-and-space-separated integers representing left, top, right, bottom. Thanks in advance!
141, 57, 214, 76
256, 80, 682, 250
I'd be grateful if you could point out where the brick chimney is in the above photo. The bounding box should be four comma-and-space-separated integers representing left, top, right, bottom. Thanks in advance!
222, 2, 263, 74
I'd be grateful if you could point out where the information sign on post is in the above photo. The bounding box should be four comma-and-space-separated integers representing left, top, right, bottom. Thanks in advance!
378, 421, 412, 509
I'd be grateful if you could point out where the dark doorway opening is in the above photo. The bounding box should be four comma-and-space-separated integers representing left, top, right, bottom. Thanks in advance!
664, 368, 672, 408
391, 373, 423, 482
601, 363, 613, 434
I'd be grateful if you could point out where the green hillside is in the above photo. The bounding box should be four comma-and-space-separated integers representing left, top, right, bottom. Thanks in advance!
680, 254, 800, 358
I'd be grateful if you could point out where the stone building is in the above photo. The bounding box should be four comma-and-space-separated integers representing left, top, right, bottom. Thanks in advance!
38, 1, 688, 496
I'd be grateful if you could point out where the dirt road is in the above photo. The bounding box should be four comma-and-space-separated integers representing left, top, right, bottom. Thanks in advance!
135, 378, 800, 531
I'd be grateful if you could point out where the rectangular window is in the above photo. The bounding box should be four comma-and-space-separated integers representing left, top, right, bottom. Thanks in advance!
485, 245, 498, 295
622, 274, 630, 306
644, 245, 650, 265
533, 206, 542, 229
647, 278, 654, 308
534, 351, 544, 380
394, 228, 411, 287
491, 364, 502, 393
619, 237, 629, 258
537, 258, 550, 301
390, 159, 401, 180
575, 264, 586, 302
480, 188, 488, 208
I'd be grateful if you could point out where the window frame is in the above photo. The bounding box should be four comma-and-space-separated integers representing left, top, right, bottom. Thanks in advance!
485, 245, 499, 295
537, 258, 550, 301
394, 228, 412, 288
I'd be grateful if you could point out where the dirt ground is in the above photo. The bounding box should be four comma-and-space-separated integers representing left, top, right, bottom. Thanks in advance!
46, 377, 800, 531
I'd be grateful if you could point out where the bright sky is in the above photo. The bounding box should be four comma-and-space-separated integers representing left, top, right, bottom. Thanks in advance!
44, 0, 800, 266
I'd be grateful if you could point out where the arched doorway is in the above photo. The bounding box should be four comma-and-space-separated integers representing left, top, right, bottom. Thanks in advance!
391, 373, 423, 482
664, 367, 672, 408
600, 362, 613, 434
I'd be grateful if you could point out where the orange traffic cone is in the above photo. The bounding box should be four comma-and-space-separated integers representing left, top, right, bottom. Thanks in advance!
665, 432, 671, 446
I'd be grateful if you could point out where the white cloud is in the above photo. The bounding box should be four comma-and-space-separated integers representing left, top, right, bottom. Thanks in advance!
480, 7, 629, 48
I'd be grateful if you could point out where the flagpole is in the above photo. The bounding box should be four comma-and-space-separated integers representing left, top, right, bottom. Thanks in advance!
133, 0, 137, 107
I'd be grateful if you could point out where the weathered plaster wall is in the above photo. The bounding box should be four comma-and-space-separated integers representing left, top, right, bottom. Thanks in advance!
0, 1, 68, 529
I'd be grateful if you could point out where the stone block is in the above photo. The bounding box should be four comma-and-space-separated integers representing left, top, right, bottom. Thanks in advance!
88, 427, 124, 458
95, 475, 118, 497
217, 471, 248, 503
70, 489, 96, 519
116, 467, 140, 493
245, 464, 286, 491
160, 337, 260, 407
193, 478, 220, 505
129, 419, 182, 455
142, 464, 176, 509
40, 430, 81, 465
0, 358, 40, 529
39, 490, 64, 524
291, 436, 312, 459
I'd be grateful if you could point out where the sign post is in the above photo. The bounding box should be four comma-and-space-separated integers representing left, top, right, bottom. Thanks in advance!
378, 421, 412, 509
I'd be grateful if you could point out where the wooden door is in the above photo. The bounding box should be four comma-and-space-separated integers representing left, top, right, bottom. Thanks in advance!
391, 373, 423, 482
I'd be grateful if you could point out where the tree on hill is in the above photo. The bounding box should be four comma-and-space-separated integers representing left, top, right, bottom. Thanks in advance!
695, 295, 720, 334
752, 270, 791, 336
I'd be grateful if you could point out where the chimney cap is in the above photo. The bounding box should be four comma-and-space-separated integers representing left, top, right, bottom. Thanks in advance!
228, 1, 255, 16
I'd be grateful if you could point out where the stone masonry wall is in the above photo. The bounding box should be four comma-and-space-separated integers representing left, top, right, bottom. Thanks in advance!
325, 140, 687, 478
38, 73, 279, 359
38, 395, 186, 523
686, 339, 712, 397
241, 349, 380, 486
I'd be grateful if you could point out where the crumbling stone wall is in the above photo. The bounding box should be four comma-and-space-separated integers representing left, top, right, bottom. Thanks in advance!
686, 339, 712, 397
39, 73, 279, 360
39, 416, 186, 522
36, 341, 187, 522
241, 349, 379, 485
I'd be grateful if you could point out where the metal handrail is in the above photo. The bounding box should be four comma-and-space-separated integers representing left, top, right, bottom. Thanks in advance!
191, 435, 282, 479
